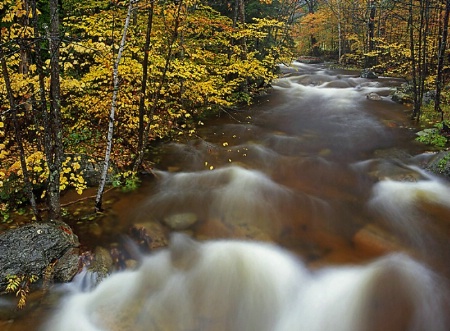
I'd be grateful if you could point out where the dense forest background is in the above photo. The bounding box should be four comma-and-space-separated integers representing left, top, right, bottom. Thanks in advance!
1, 0, 450, 222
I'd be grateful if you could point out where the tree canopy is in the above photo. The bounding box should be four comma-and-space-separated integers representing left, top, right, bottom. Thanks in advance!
0, 0, 297, 220
1, 0, 450, 221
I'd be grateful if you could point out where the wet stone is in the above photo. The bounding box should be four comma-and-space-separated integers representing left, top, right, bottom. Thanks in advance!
54, 248, 80, 283
163, 213, 199, 230
132, 222, 169, 251
0, 222, 79, 291
352, 224, 402, 256
366, 92, 382, 101
87, 247, 114, 286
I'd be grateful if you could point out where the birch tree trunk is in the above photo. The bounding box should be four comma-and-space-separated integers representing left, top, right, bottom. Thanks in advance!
96, 0, 134, 211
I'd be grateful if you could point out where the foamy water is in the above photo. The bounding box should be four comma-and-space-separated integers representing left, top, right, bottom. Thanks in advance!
369, 167, 450, 248
43, 234, 448, 331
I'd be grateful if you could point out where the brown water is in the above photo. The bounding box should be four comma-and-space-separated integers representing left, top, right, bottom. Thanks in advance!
3, 63, 450, 330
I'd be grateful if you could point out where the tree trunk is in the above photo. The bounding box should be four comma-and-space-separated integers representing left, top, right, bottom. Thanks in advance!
365, 0, 376, 68
237, 0, 249, 93
31, 0, 50, 185
323, 0, 342, 62
47, 0, 64, 221
133, 0, 184, 172
135, 0, 154, 172
305, 0, 320, 56
409, 0, 431, 121
435, 0, 450, 121
409, 0, 420, 120
0, 32, 40, 221
96, 0, 135, 211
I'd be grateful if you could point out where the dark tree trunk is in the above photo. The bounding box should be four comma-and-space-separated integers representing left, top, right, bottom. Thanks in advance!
305, 0, 320, 56
409, 0, 431, 121
133, 0, 184, 171
0, 30, 40, 221
435, 1, 450, 121
135, 1, 155, 172
31, 0, 50, 186
365, 0, 376, 68
47, 0, 64, 220
238, 0, 249, 93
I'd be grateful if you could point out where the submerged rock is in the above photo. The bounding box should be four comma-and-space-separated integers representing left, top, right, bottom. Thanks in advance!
0, 222, 79, 291
163, 212, 199, 230
131, 222, 169, 251
353, 224, 402, 256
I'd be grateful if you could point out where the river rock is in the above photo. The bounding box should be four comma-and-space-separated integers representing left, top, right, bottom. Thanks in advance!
366, 92, 382, 101
360, 69, 378, 79
424, 151, 450, 179
163, 212, 199, 230
53, 247, 80, 283
295, 56, 323, 64
66, 153, 118, 187
131, 222, 169, 251
87, 247, 114, 286
352, 224, 402, 256
391, 90, 413, 104
0, 222, 79, 291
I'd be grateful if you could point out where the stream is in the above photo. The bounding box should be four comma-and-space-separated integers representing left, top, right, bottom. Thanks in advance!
4, 62, 450, 330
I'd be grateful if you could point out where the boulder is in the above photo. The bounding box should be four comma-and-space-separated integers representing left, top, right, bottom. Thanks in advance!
0, 222, 79, 291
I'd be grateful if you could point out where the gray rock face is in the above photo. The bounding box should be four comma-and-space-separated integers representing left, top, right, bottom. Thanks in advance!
0, 222, 79, 291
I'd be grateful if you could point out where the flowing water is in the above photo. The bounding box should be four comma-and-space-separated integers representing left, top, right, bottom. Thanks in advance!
3, 63, 450, 330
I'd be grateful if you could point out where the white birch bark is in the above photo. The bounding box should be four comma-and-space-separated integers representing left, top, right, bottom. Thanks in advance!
96, 0, 134, 211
